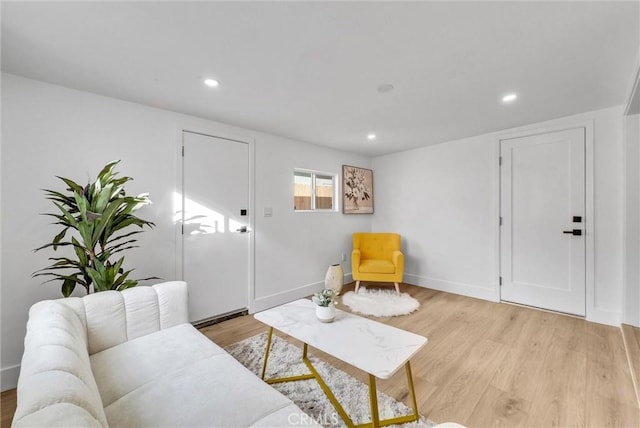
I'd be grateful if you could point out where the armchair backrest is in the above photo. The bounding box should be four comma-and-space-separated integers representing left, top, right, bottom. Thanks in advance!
353, 233, 401, 260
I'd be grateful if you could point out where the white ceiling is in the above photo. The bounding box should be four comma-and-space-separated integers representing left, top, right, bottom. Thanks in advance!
2, 1, 639, 156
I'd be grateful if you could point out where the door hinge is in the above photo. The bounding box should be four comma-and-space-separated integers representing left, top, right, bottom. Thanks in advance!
181, 224, 184, 235
499, 276, 503, 286
499, 216, 503, 226
182, 145, 185, 157
499, 156, 503, 166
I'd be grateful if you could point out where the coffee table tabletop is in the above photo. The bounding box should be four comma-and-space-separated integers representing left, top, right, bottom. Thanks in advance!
254, 298, 427, 379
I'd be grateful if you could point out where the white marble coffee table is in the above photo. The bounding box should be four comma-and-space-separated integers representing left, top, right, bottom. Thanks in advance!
254, 298, 428, 428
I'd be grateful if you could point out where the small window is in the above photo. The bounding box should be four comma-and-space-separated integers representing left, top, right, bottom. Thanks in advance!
294, 171, 312, 210
294, 169, 337, 211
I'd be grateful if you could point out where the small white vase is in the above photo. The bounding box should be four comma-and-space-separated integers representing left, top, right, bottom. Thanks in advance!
315, 304, 336, 323
325, 264, 344, 296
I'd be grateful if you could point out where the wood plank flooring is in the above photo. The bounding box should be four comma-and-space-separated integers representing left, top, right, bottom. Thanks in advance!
0, 390, 16, 428
2, 284, 638, 428
621, 323, 640, 408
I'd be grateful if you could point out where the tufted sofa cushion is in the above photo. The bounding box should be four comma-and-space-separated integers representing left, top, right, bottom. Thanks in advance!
91, 324, 296, 427
90, 323, 225, 407
59, 281, 188, 355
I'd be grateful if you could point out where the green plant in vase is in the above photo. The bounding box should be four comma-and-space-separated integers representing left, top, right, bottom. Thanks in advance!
34, 160, 157, 296
312, 288, 337, 323
312, 288, 337, 307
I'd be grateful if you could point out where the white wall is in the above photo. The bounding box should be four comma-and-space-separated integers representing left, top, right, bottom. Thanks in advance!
624, 113, 640, 326
373, 106, 625, 325
0, 73, 371, 390
372, 135, 496, 301
252, 135, 372, 310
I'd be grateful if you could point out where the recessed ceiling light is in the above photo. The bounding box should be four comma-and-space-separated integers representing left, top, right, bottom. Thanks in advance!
502, 93, 517, 103
204, 78, 220, 88
367, 133, 376, 140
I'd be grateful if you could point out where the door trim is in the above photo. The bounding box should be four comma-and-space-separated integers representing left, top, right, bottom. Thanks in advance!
493, 119, 595, 321
173, 123, 256, 314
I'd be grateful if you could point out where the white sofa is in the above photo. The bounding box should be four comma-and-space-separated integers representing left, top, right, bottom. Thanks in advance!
12, 281, 312, 427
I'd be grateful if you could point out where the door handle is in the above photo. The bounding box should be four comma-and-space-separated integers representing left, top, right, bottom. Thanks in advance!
562, 229, 582, 236
236, 226, 248, 233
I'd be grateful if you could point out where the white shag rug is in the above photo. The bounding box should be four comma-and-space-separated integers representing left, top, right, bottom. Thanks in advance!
341, 287, 420, 317
225, 333, 435, 428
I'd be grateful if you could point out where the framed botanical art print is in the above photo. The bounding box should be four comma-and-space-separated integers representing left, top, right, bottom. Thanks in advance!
342, 165, 374, 214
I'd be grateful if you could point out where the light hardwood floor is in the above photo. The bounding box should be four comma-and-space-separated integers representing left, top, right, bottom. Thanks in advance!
621, 323, 640, 408
2, 284, 638, 427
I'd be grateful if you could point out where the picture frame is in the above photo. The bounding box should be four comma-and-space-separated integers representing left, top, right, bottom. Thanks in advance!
342, 165, 374, 214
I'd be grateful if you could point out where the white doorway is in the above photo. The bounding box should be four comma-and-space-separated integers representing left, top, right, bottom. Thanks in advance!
500, 128, 586, 316
181, 131, 251, 323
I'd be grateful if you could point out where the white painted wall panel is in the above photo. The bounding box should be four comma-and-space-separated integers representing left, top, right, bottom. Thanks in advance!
252, 130, 372, 309
372, 136, 496, 301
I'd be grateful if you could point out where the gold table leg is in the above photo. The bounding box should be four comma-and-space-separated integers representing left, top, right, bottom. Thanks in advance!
262, 329, 315, 383
363, 362, 419, 428
260, 330, 420, 428
405, 361, 419, 418
303, 353, 354, 427
260, 327, 274, 380
368, 375, 381, 428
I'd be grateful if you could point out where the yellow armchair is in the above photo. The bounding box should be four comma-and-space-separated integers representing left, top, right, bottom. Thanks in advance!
351, 233, 404, 294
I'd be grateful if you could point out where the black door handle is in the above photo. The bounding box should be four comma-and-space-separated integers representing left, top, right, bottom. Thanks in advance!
563, 229, 582, 236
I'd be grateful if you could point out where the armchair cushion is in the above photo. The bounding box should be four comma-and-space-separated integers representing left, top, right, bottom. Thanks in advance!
359, 260, 396, 274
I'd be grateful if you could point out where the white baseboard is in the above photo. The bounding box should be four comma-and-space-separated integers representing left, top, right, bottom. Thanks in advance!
252, 274, 353, 313
625, 319, 640, 328
404, 273, 622, 327
251, 280, 324, 313
1, 364, 20, 391
587, 307, 622, 327
249, 273, 353, 313
406, 274, 623, 327
404, 273, 499, 302
623, 310, 640, 327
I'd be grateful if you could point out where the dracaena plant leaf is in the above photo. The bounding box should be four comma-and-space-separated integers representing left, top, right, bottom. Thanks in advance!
34, 160, 157, 296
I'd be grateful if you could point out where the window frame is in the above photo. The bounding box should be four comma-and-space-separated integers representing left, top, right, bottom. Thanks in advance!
294, 168, 338, 212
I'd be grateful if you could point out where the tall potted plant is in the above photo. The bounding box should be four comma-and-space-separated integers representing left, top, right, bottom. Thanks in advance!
34, 160, 156, 296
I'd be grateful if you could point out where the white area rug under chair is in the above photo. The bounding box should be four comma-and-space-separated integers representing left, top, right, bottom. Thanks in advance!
341, 287, 420, 317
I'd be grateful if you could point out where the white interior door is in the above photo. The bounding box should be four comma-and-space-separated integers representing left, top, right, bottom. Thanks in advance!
500, 128, 586, 316
182, 131, 250, 322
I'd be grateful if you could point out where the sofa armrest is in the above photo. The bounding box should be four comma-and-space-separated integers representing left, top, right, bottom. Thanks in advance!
392, 250, 404, 274
13, 302, 108, 428
351, 249, 361, 274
